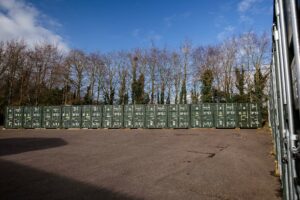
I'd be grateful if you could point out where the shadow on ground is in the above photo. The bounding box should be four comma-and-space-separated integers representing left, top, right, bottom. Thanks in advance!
0, 138, 67, 156
0, 159, 142, 200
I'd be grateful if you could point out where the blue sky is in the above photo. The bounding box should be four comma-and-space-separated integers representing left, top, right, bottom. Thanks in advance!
0, 0, 272, 52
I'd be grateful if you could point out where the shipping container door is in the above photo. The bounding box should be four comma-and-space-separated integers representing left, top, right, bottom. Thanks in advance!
82, 105, 92, 128
156, 105, 168, 128
124, 105, 134, 128
133, 105, 145, 128
191, 104, 202, 128
238, 103, 249, 128
102, 105, 113, 128
225, 103, 237, 128
112, 105, 123, 128
168, 105, 178, 128
91, 105, 102, 128
215, 104, 226, 128
146, 105, 156, 128
202, 103, 214, 128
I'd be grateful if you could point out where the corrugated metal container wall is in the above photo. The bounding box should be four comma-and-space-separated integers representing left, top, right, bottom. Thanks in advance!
61, 106, 81, 128
146, 105, 156, 128
191, 104, 202, 128
5, 106, 23, 129
124, 105, 134, 128
5, 107, 14, 128
215, 104, 226, 128
23, 106, 42, 128
71, 106, 81, 128
178, 105, 189, 128
102, 105, 113, 128
249, 103, 261, 128
62, 106, 71, 128
133, 105, 145, 128
168, 104, 178, 128
81, 105, 92, 128
237, 103, 249, 128
112, 105, 123, 128
91, 105, 102, 128
225, 103, 237, 128
156, 105, 168, 128
42, 106, 61, 128
201, 103, 214, 128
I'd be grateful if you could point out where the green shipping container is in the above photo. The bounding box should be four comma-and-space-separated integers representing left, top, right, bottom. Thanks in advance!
43, 106, 61, 128
178, 105, 189, 128
23, 106, 42, 128
124, 105, 134, 128
201, 103, 214, 128
225, 103, 237, 128
112, 105, 123, 128
5, 106, 23, 129
146, 105, 156, 128
62, 106, 81, 128
191, 104, 202, 128
82, 105, 102, 128
237, 103, 250, 128
133, 105, 145, 128
168, 105, 178, 128
249, 103, 261, 128
156, 105, 168, 128
81, 105, 92, 128
215, 104, 226, 128
102, 105, 113, 128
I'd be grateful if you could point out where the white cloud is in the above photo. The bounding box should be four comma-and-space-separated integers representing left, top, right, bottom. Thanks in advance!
163, 12, 192, 28
147, 30, 162, 41
164, 15, 176, 28
0, 0, 69, 52
238, 0, 258, 13
217, 26, 235, 41
132, 28, 140, 38
239, 14, 254, 24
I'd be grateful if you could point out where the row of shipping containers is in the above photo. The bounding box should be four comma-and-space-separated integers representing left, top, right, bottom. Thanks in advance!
4, 103, 261, 129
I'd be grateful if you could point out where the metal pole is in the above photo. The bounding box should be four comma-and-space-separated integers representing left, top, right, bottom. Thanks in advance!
289, 0, 300, 113
274, 24, 291, 200
278, 0, 298, 199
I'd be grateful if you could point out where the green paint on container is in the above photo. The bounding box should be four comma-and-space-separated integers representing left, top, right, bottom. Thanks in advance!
201, 103, 214, 128
156, 105, 168, 128
178, 104, 189, 128
5, 106, 23, 129
23, 106, 42, 128
112, 105, 123, 128
102, 105, 113, 128
133, 105, 145, 128
237, 103, 250, 128
61, 106, 81, 128
146, 105, 156, 128
249, 103, 261, 128
191, 104, 202, 128
168, 105, 178, 128
124, 105, 134, 128
43, 106, 61, 128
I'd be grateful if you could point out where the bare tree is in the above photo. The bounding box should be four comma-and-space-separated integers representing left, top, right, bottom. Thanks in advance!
65, 49, 87, 103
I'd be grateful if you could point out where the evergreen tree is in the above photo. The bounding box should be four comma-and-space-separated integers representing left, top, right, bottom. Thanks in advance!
135, 73, 145, 104
179, 79, 187, 104
235, 67, 246, 102
201, 69, 214, 103
253, 66, 268, 104
160, 82, 165, 104
131, 56, 138, 104
83, 85, 92, 104
118, 70, 127, 105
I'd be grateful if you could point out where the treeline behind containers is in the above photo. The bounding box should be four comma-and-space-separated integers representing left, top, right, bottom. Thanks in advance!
5, 103, 261, 129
